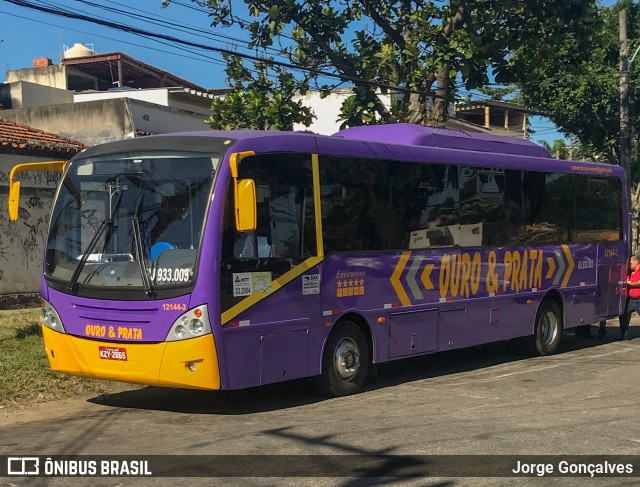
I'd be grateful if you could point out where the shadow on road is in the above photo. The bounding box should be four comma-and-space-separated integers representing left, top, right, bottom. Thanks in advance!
88, 324, 635, 415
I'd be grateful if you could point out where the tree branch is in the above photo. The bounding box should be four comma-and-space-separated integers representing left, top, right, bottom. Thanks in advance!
361, 1, 405, 49
270, 0, 395, 122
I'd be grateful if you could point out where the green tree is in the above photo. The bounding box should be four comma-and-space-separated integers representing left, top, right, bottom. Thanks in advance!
475, 85, 522, 103
514, 1, 640, 250
171, 0, 597, 128
539, 139, 571, 160
515, 0, 640, 166
206, 54, 314, 130
538, 139, 604, 162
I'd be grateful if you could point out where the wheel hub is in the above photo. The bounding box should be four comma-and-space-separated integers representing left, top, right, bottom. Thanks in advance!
541, 311, 558, 345
333, 338, 360, 380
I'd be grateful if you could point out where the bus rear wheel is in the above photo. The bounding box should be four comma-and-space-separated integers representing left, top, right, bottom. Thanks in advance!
318, 321, 370, 397
529, 299, 562, 356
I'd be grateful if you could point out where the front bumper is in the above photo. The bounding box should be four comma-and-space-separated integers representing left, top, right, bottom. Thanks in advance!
42, 325, 221, 390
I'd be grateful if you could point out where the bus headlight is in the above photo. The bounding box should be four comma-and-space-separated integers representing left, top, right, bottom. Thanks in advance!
166, 305, 212, 341
189, 319, 205, 335
41, 299, 66, 333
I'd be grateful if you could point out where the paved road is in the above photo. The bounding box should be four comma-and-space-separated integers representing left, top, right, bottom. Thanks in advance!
1, 321, 640, 486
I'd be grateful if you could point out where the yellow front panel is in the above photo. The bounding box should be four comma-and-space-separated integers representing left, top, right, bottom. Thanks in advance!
158, 333, 220, 390
42, 326, 221, 390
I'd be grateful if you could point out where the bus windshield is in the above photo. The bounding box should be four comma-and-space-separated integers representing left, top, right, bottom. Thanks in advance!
45, 150, 219, 297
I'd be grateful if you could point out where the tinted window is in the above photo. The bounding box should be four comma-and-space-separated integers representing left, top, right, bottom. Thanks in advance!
575, 175, 622, 242
459, 167, 523, 246
523, 171, 574, 244
318, 156, 622, 253
319, 156, 460, 252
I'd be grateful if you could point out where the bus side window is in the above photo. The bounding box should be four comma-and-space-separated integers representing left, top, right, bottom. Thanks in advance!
523, 171, 574, 244
460, 167, 507, 245
575, 175, 622, 242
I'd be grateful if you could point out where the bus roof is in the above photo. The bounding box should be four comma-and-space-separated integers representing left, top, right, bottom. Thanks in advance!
79, 126, 623, 180
333, 124, 552, 158
149, 124, 551, 159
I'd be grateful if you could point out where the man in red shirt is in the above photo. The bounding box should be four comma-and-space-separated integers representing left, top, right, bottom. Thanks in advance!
619, 254, 640, 340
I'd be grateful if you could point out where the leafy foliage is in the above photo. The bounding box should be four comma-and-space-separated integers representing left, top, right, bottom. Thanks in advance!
206, 54, 314, 130
515, 0, 640, 167
176, 0, 598, 128
538, 139, 603, 162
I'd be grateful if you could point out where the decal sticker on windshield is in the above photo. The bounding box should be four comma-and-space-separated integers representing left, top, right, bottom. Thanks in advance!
233, 272, 272, 297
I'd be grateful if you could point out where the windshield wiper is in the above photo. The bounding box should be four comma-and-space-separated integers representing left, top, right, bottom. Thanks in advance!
68, 192, 124, 293
132, 216, 156, 298
68, 220, 109, 293
131, 185, 156, 298
68, 190, 124, 294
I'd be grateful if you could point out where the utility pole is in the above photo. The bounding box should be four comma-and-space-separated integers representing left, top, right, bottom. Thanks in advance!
620, 10, 631, 185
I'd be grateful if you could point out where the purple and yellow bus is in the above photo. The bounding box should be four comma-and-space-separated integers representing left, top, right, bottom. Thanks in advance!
9, 124, 629, 396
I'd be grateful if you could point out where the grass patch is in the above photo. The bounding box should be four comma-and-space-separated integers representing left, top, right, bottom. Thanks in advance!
0, 308, 132, 409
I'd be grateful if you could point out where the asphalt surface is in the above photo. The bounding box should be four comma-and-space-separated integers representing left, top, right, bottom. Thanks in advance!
1, 319, 640, 487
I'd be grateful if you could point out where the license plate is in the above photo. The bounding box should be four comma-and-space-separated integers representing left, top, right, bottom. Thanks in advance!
99, 346, 127, 361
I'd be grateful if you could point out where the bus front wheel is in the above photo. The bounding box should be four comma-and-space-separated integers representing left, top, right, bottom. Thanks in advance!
530, 299, 562, 356
318, 321, 370, 397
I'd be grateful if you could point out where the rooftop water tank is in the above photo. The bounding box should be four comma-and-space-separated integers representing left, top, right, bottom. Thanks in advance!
62, 43, 96, 59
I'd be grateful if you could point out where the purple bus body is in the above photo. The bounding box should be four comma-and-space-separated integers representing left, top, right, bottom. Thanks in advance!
46, 124, 629, 391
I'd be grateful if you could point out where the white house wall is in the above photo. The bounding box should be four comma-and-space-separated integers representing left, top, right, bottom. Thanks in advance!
75, 89, 170, 106
292, 91, 354, 135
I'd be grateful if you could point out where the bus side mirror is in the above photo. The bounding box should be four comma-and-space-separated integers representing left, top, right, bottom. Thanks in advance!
8, 180, 21, 222
235, 178, 257, 232
7, 160, 68, 221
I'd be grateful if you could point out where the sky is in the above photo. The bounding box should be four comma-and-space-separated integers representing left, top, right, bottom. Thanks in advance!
0, 0, 236, 89
0, 0, 618, 144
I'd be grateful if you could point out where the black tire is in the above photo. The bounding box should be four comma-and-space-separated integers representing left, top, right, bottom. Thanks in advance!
529, 299, 562, 356
317, 321, 370, 397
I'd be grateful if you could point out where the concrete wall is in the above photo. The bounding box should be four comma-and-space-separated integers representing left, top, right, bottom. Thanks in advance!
6, 64, 100, 91
75, 88, 213, 117
6, 65, 68, 90
0, 153, 64, 301
128, 99, 210, 133
75, 88, 170, 106
1, 98, 211, 145
166, 93, 213, 117
0, 81, 74, 109
0, 98, 135, 145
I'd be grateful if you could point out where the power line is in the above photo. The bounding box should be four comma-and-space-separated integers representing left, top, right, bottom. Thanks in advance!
4, 0, 596, 130
2, 0, 447, 100
73, 0, 287, 57
0, 8, 229, 70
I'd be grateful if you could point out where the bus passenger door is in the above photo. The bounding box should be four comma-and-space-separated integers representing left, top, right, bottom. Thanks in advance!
220, 153, 322, 389
596, 261, 626, 317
